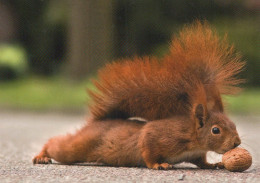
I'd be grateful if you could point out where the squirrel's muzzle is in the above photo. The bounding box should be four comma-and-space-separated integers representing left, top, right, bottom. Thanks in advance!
233, 136, 241, 148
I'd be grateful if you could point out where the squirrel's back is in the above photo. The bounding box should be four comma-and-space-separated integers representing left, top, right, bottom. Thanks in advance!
88, 21, 245, 121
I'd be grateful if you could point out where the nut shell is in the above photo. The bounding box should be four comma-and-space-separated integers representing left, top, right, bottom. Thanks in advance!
222, 147, 252, 172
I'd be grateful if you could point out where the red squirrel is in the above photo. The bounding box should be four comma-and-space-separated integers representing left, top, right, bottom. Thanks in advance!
33, 21, 244, 170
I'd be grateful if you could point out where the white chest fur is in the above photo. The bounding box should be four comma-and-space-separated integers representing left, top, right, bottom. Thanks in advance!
166, 150, 205, 164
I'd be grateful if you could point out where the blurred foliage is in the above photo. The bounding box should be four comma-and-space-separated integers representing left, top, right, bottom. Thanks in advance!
224, 89, 260, 115
4, 0, 258, 85
7, 0, 66, 75
114, 0, 252, 57
0, 77, 91, 112
0, 44, 28, 80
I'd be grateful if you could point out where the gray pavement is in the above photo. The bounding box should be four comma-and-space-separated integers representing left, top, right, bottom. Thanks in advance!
0, 111, 259, 183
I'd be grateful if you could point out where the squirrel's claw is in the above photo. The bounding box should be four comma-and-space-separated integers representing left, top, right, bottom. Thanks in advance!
33, 156, 52, 164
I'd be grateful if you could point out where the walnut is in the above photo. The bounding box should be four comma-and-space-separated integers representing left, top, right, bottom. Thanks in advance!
222, 147, 252, 172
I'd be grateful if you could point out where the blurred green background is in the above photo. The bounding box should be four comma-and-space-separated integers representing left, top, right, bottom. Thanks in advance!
0, 0, 259, 114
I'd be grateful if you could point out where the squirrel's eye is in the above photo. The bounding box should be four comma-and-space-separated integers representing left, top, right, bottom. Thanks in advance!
212, 127, 220, 134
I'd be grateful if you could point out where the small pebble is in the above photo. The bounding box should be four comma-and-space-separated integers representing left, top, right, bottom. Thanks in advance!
178, 174, 185, 181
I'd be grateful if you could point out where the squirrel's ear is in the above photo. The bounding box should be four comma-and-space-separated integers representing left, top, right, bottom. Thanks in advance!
194, 104, 206, 128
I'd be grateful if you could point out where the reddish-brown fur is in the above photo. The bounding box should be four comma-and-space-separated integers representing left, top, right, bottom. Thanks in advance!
33, 104, 240, 169
88, 21, 244, 120
33, 21, 244, 170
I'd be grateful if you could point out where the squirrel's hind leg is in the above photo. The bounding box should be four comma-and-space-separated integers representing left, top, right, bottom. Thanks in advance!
33, 135, 83, 165
33, 126, 101, 165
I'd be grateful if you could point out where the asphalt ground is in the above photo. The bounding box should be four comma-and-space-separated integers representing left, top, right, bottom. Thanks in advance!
0, 111, 259, 183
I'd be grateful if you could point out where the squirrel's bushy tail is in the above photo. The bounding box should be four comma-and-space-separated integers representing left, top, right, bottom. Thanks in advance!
88, 21, 245, 120
164, 21, 245, 95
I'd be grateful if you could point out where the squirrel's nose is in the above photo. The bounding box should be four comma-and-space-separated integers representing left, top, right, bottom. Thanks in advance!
234, 137, 241, 148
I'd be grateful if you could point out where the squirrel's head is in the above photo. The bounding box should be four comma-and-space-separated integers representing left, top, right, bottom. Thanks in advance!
194, 104, 241, 154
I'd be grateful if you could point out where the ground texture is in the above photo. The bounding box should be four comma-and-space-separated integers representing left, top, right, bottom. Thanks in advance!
0, 111, 259, 183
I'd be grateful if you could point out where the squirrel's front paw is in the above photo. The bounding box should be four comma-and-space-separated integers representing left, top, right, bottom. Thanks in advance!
33, 156, 52, 164
205, 162, 224, 169
152, 163, 174, 170
215, 162, 224, 169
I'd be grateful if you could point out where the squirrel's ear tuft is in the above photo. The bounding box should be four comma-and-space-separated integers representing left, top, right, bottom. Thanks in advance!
195, 104, 206, 128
